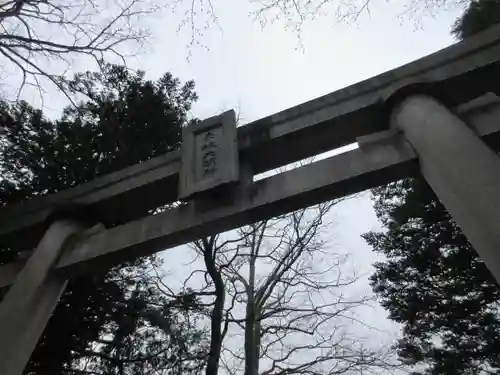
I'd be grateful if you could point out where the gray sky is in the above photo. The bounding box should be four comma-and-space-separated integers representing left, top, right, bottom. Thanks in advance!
139, 0, 464, 361
139, 0, 465, 122
134, 0, 466, 352
34, 0, 466, 121
13, 0, 468, 367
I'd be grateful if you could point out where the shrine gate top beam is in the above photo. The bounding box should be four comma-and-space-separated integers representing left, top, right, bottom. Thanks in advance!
1, 24, 500, 252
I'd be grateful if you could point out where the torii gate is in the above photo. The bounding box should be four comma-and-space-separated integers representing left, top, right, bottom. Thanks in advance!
2, 24, 500, 375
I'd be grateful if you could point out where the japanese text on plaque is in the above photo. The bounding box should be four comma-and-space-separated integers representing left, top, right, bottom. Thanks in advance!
201, 130, 218, 176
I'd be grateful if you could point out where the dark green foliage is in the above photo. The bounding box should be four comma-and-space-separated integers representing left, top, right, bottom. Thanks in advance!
364, 5, 500, 374
0, 64, 206, 374
1, 64, 197, 200
451, 0, 500, 40
364, 177, 500, 374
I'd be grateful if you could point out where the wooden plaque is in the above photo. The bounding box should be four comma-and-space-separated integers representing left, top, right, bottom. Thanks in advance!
179, 110, 239, 199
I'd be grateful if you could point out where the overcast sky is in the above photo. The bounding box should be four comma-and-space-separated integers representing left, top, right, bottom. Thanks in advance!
15, 0, 468, 366
106, 0, 468, 362
141, 0, 466, 121
139, 0, 465, 359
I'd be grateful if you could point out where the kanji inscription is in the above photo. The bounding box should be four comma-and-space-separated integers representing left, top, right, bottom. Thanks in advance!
179, 110, 239, 199
195, 127, 222, 180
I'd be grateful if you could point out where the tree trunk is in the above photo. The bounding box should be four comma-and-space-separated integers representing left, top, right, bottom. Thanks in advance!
244, 246, 260, 375
202, 239, 225, 375
253, 319, 261, 374
244, 299, 259, 375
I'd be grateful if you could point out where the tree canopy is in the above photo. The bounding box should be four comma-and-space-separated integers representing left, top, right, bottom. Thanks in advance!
0, 63, 206, 375
452, 0, 500, 39
364, 177, 500, 374
364, 3, 500, 373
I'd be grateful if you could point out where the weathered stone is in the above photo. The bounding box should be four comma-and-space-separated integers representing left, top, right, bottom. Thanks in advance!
391, 94, 500, 283
0, 220, 84, 375
179, 110, 239, 199
2, 24, 500, 246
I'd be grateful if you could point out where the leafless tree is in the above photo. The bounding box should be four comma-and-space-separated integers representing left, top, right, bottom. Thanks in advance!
171, 0, 468, 49
0, 0, 469, 99
0, 0, 159, 101
249, 0, 468, 32
156, 199, 399, 375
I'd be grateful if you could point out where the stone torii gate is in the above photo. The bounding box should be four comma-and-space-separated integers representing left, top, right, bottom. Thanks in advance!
2, 24, 500, 375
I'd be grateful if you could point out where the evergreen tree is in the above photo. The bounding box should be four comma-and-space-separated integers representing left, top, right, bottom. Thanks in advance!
0, 64, 206, 375
365, 4, 500, 373
451, 0, 500, 40
364, 177, 500, 374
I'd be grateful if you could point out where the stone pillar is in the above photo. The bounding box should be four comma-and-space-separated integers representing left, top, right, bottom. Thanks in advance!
391, 94, 500, 282
0, 220, 84, 375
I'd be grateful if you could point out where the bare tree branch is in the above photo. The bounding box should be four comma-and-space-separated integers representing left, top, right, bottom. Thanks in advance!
0, 0, 159, 102
165, 192, 400, 375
